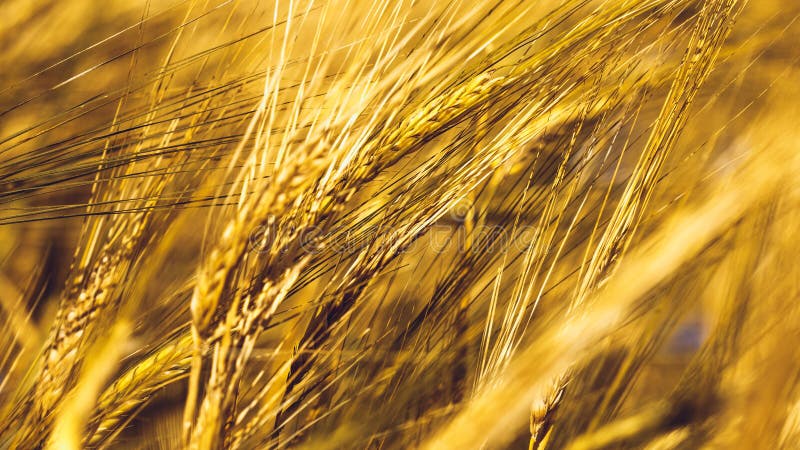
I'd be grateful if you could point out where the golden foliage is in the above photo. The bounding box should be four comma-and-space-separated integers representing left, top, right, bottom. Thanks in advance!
1, 0, 799, 448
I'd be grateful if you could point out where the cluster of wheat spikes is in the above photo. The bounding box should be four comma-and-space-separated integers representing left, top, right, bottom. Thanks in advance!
1, 0, 799, 448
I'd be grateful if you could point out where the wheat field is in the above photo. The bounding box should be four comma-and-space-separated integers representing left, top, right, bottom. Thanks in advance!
0, 0, 799, 448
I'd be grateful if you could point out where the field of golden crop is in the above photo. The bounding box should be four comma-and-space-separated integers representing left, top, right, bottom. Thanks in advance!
1, 1, 799, 448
